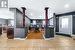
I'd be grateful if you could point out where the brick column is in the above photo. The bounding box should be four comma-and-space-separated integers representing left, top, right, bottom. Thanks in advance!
21, 7, 26, 27
45, 7, 49, 26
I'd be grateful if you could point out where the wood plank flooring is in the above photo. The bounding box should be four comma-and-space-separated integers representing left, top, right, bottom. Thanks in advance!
27, 31, 43, 39
0, 32, 75, 50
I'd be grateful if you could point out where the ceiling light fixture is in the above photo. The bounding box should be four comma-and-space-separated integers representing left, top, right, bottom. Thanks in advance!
64, 4, 70, 8
30, 13, 33, 16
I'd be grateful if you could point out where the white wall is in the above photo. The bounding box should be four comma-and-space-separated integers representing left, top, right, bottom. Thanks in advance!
0, 8, 14, 27
0, 19, 6, 25
8, 19, 14, 26
59, 15, 72, 35
0, 8, 14, 19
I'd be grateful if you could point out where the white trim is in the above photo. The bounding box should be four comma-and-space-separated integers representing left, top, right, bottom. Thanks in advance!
55, 32, 60, 33
71, 35, 75, 39
14, 37, 27, 40
70, 15, 73, 36
54, 27, 56, 37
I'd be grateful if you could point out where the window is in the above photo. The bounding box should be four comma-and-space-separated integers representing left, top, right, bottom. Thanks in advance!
50, 18, 53, 25
33, 20, 36, 25
10, 20, 14, 26
30, 20, 33, 23
43, 20, 45, 25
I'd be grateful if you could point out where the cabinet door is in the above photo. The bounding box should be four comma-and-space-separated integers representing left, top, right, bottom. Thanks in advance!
0, 27, 2, 35
7, 28, 14, 39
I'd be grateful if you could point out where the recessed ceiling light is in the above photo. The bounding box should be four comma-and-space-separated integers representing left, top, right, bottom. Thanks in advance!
39, 15, 42, 17
30, 0, 33, 1
30, 13, 33, 16
64, 4, 69, 8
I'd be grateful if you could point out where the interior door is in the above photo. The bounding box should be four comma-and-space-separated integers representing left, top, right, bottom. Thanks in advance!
59, 15, 72, 35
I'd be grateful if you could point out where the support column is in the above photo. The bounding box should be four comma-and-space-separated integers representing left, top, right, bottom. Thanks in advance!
45, 7, 49, 27
53, 13, 56, 36
44, 7, 49, 38
21, 7, 26, 27
21, 7, 28, 38
44, 7, 54, 39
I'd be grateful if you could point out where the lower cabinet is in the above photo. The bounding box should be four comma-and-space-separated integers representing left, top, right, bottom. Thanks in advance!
7, 28, 14, 39
45, 27, 54, 38
0, 27, 2, 36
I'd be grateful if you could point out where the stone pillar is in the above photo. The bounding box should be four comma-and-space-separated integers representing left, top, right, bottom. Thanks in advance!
21, 7, 26, 27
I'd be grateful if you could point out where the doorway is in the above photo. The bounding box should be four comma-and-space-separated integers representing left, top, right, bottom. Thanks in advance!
27, 25, 44, 39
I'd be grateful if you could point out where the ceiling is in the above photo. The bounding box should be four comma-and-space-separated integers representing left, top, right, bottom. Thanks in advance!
8, 0, 75, 19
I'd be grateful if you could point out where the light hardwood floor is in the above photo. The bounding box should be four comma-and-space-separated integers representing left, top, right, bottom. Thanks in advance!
27, 31, 43, 39
0, 33, 75, 50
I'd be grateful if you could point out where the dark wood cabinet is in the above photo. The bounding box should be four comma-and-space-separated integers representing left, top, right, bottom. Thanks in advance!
0, 27, 2, 36
7, 28, 14, 39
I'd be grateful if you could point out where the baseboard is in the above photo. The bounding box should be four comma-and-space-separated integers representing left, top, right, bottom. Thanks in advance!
71, 35, 75, 40
14, 37, 27, 40
56, 33, 71, 37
